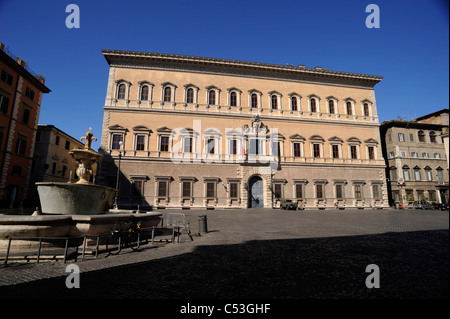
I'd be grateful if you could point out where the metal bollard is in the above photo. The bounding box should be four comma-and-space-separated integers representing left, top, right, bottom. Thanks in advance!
198, 215, 208, 234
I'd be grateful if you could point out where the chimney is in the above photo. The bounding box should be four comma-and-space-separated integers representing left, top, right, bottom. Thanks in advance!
17, 58, 26, 67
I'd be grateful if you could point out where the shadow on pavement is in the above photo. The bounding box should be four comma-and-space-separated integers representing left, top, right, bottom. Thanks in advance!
0, 230, 448, 299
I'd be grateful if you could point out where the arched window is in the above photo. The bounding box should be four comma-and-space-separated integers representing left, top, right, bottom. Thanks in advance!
140, 85, 149, 101
117, 84, 126, 99
418, 130, 425, 142
310, 98, 316, 112
291, 97, 298, 111
346, 101, 352, 115
328, 100, 335, 114
230, 92, 237, 106
186, 88, 194, 104
164, 87, 171, 102
208, 90, 216, 105
251, 94, 258, 108
429, 131, 437, 143
271, 95, 278, 110
363, 103, 370, 117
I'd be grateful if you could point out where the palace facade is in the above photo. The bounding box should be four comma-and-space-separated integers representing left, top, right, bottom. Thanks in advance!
97, 50, 389, 210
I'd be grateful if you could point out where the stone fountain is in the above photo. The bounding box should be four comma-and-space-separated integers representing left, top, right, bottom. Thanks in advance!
0, 129, 161, 252
36, 128, 115, 215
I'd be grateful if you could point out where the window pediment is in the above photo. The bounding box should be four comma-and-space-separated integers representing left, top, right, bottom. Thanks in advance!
290, 134, 306, 141
310, 135, 325, 142
109, 124, 128, 132
133, 125, 152, 133
157, 126, 172, 133
347, 137, 361, 144
328, 136, 343, 143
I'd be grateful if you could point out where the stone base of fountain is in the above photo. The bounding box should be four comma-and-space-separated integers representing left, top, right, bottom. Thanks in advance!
0, 212, 162, 250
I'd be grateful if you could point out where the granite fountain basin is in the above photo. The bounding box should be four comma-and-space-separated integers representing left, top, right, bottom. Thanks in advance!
36, 182, 116, 215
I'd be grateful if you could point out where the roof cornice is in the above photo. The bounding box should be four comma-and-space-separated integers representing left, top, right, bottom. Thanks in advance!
101, 49, 383, 87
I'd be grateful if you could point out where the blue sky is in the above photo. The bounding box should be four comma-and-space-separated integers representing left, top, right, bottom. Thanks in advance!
0, 0, 448, 145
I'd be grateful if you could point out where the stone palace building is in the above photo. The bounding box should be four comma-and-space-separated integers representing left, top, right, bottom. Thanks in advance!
97, 49, 389, 210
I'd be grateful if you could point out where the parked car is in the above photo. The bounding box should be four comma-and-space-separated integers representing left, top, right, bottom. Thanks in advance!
413, 201, 435, 210
440, 202, 449, 211
280, 199, 298, 210
434, 203, 443, 210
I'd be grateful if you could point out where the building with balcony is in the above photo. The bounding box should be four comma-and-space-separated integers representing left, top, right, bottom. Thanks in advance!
0, 43, 50, 208
380, 109, 449, 206
97, 49, 389, 210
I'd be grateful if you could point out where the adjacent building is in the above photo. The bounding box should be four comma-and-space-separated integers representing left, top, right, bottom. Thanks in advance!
380, 109, 449, 206
0, 43, 50, 208
97, 49, 389, 210
27, 124, 85, 207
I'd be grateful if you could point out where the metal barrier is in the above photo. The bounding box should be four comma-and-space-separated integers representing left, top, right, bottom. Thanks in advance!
1, 225, 169, 265
166, 213, 193, 243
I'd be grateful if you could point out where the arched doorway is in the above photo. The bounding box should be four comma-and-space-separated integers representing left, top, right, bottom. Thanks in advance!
248, 176, 264, 208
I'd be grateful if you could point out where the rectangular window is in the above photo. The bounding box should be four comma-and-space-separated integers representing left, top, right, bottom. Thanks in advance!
409, 133, 414, 142
316, 184, 324, 199
207, 138, 215, 154
160, 136, 169, 152
437, 170, 444, 184
182, 181, 191, 198
368, 146, 375, 160
388, 151, 395, 159
133, 180, 143, 196
422, 152, 429, 158
111, 134, 123, 150
398, 133, 405, 142
158, 181, 167, 197
295, 184, 303, 199
332, 144, 339, 159
350, 145, 357, 159
16, 137, 27, 155
403, 169, 411, 181
136, 135, 145, 151
22, 108, 30, 124
230, 139, 237, 155
65, 140, 70, 150
411, 151, 418, 158
401, 151, 406, 158
387, 134, 392, 142
0, 94, 10, 114
206, 182, 215, 198
429, 190, 437, 202
229, 182, 238, 198
25, 88, 35, 100
250, 139, 260, 155
183, 137, 192, 153
414, 170, 421, 181
433, 153, 441, 159
274, 184, 282, 199
426, 170, 433, 181
52, 162, 56, 174
1, 70, 13, 85
273, 142, 280, 156
391, 169, 398, 181
313, 144, 320, 158
293, 143, 301, 157
354, 185, 362, 199
336, 184, 343, 199
372, 185, 380, 200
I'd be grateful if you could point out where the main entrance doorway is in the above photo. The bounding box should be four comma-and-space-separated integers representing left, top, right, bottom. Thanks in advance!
248, 176, 264, 208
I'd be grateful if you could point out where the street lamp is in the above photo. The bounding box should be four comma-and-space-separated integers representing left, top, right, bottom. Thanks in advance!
113, 140, 123, 208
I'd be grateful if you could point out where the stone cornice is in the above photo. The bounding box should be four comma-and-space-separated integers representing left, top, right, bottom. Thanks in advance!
103, 105, 381, 128
102, 49, 383, 88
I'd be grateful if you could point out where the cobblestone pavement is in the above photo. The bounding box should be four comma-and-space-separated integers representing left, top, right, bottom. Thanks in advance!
0, 208, 448, 301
